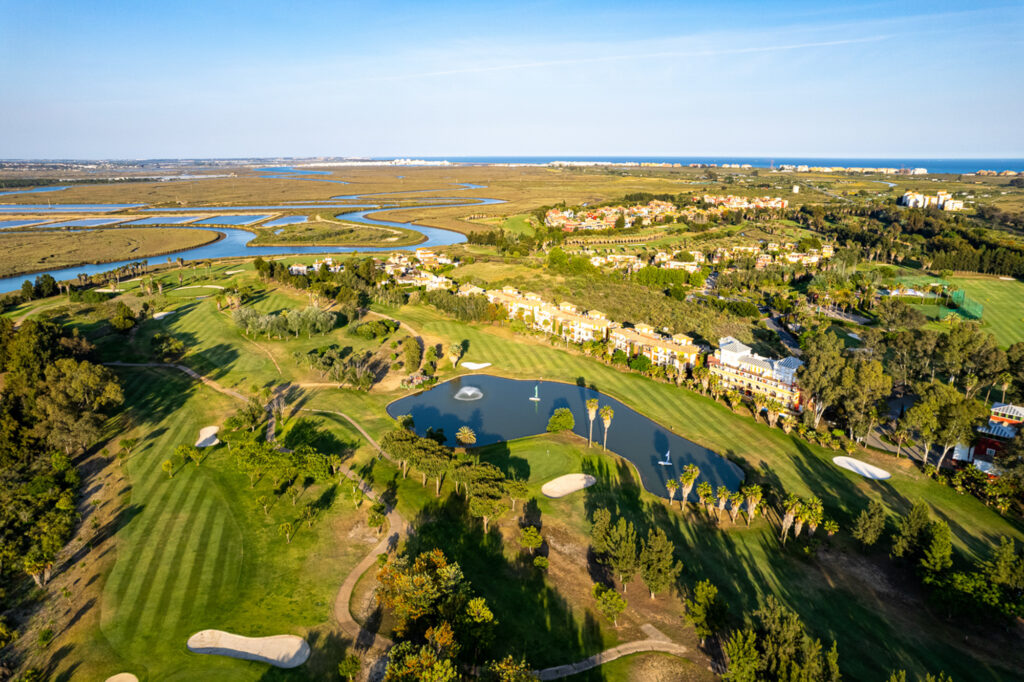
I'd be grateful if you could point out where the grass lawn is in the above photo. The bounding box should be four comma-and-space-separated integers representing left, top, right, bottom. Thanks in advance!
23, 270, 1024, 681
329, 302, 1024, 680
889, 269, 1024, 347
44, 368, 378, 681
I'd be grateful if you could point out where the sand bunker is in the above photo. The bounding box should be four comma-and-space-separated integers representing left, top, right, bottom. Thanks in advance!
195, 426, 220, 448
226, 270, 244, 274
186, 629, 310, 668
105, 675, 139, 682
461, 362, 492, 370
178, 284, 226, 290
541, 473, 597, 498
833, 456, 891, 480
153, 311, 175, 320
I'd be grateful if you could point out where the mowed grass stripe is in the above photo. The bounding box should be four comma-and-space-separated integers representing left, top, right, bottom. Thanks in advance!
184, 500, 232, 625
116, 474, 206, 640
201, 501, 243, 621
142, 490, 217, 635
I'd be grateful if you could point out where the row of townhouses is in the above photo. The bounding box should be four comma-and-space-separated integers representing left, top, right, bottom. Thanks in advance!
459, 285, 805, 412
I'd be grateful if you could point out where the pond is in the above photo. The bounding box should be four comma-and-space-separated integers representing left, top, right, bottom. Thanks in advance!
386, 375, 744, 500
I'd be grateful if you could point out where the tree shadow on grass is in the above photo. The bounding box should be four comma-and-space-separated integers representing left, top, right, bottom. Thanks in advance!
404, 494, 605, 668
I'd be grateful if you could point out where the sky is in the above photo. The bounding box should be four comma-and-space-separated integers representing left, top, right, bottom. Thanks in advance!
1, 1, 1022, 159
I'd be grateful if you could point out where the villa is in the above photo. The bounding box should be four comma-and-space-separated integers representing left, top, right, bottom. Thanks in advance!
955, 403, 1024, 475
707, 336, 804, 412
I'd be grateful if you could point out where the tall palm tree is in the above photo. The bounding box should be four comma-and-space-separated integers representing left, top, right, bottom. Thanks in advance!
696, 481, 714, 517
765, 400, 784, 429
665, 478, 679, 507
679, 464, 700, 511
715, 486, 730, 520
586, 398, 599, 448
997, 372, 1013, 403
600, 405, 614, 452
456, 425, 476, 448
742, 484, 763, 526
780, 494, 802, 545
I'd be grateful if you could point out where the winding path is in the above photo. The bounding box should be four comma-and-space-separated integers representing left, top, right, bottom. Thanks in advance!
107, 364, 693, 675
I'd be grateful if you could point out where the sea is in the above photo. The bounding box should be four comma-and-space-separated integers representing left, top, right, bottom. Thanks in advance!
405, 157, 1024, 175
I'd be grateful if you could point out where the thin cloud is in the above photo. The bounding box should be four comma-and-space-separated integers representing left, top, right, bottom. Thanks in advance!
352, 35, 892, 84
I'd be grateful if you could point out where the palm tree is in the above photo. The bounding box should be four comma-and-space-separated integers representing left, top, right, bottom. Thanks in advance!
780, 494, 801, 545
586, 398, 599, 447
765, 400, 784, 429
779, 415, 793, 434
892, 422, 910, 458
997, 372, 1013, 403
279, 522, 294, 544
600, 405, 614, 452
456, 425, 476, 448
665, 478, 679, 507
696, 481, 714, 517
804, 496, 823, 536
753, 397, 767, 423
728, 492, 744, 524
679, 464, 700, 511
715, 486, 730, 520
162, 459, 175, 479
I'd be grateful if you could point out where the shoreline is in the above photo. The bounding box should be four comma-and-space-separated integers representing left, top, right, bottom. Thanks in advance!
0, 230, 226, 281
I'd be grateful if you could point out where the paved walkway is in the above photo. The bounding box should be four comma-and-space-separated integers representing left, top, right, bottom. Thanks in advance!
107, 366, 692, 675
535, 626, 688, 680
105, 361, 248, 402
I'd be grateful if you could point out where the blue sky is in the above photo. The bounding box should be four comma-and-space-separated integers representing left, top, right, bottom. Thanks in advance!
1, 1, 1021, 159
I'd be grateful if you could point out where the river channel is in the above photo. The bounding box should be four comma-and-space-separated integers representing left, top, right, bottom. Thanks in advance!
0, 171, 502, 292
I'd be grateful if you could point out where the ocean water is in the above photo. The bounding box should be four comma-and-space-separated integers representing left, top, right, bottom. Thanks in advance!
410, 156, 1024, 174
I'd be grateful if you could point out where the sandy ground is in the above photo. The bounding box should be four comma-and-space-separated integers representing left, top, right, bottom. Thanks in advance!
833, 456, 891, 480
153, 310, 175, 320
541, 473, 597, 498
195, 425, 220, 448
226, 270, 244, 274
178, 284, 226, 290
105, 674, 139, 682
461, 362, 492, 370
186, 629, 310, 668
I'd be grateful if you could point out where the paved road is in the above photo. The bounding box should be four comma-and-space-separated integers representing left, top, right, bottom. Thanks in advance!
765, 316, 801, 356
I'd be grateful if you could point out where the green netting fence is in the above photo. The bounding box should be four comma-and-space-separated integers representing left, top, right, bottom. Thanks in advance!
948, 289, 984, 320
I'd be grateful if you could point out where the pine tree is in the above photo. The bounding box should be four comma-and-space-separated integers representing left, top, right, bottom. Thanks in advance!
639, 528, 682, 599
607, 517, 639, 591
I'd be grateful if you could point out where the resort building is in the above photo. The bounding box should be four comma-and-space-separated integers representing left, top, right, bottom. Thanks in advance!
610, 324, 700, 371
707, 337, 804, 412
484, 288, 616, 344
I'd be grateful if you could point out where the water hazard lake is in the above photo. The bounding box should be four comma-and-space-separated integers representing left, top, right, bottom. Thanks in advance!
386, 375, 744, 500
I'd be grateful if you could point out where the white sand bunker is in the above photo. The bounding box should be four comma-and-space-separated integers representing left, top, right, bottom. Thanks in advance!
226, 270, 244, 274
178, 284, 226, 290
105, 675, 139, 682
833, 456, 891, 480
186, 629, 310, 668
153, 311, 175, 320
461, 362, 492, 370
195, 426, 220, 448
541, 473, 597, 498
